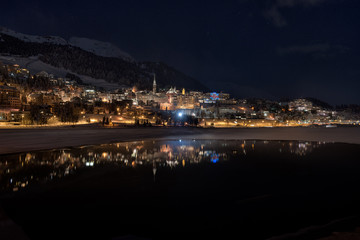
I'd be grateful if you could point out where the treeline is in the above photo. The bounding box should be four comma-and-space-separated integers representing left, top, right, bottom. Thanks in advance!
26, 75, 52, 89
304, 97, 333, 110
28, 102, 81, 125
65, 73, 86, 85
336, 104, 360, 113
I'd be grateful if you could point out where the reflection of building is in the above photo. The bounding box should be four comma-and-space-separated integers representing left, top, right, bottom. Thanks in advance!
288, 141, 320, 156
0, 140, 323, 193
153, 160, 157, 181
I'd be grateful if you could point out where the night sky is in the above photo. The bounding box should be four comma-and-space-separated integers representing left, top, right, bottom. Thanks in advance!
1, 0, 360, 105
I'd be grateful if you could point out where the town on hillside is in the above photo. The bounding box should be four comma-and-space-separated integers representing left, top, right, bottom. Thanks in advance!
0, 61, 359, 127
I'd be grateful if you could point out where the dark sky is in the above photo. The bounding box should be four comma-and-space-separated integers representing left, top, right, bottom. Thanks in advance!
1, 0, 360, 105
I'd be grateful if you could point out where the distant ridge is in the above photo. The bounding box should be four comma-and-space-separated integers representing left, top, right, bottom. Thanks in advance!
0, 26, 68, 45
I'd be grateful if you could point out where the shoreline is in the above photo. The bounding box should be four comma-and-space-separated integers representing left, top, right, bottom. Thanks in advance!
1, 126, 360, 155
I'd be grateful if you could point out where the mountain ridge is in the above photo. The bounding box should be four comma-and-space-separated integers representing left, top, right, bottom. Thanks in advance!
0, 27, 208, 92
0, 26, 133, 61
0, 26, 68, 45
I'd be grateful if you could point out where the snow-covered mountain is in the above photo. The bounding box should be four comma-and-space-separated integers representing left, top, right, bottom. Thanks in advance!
69, 37, 134, 61
0, 27, 208, 91
0, 27, 133, 61
0, 26, 68, 45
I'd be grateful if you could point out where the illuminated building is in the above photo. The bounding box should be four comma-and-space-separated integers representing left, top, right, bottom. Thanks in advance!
0, 85, 21, 109
289, 99, 314, 112
153, 74, 157, 94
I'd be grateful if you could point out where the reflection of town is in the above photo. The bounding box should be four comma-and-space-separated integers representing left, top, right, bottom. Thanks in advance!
0, 140, 325, 192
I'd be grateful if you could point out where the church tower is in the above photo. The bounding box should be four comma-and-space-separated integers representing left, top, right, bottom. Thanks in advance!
153, 74, 157, 94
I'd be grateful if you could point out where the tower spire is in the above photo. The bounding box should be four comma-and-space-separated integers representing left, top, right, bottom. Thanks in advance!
153, 73, 157, 94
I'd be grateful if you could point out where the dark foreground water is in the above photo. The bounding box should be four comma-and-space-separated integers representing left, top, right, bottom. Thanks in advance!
1, 140, 360, 240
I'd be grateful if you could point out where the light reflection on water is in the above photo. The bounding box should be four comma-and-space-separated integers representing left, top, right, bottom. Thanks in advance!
0, 140, 326, 193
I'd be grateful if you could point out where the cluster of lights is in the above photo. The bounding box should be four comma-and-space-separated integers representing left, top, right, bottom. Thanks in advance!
0, 140, 322, 193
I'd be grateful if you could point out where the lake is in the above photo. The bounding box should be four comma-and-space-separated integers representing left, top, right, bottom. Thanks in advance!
1, 139, 360, 240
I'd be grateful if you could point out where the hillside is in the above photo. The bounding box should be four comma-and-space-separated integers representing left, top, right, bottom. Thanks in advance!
69, 37, 134, 61
0, 28, 208, 91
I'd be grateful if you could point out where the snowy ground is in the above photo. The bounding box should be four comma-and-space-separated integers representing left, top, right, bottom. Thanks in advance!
0, 126, 360, 155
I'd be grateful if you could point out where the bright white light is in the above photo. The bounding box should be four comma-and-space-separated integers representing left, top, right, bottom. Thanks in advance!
86, 162, 94, 167
178, 112, 183, 117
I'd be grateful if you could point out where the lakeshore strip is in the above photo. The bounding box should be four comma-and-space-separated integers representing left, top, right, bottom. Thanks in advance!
1, 127, 360, 155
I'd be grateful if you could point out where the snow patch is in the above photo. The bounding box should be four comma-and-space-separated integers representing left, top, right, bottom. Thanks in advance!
69, 37, 134, 61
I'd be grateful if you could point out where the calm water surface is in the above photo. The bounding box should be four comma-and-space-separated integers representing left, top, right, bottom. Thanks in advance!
1, 140, 360, 240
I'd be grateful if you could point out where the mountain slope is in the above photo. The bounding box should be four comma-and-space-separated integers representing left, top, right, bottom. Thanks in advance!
0, 26, 68, 45
0, 28, 208, 91
69, 37, 134, 61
